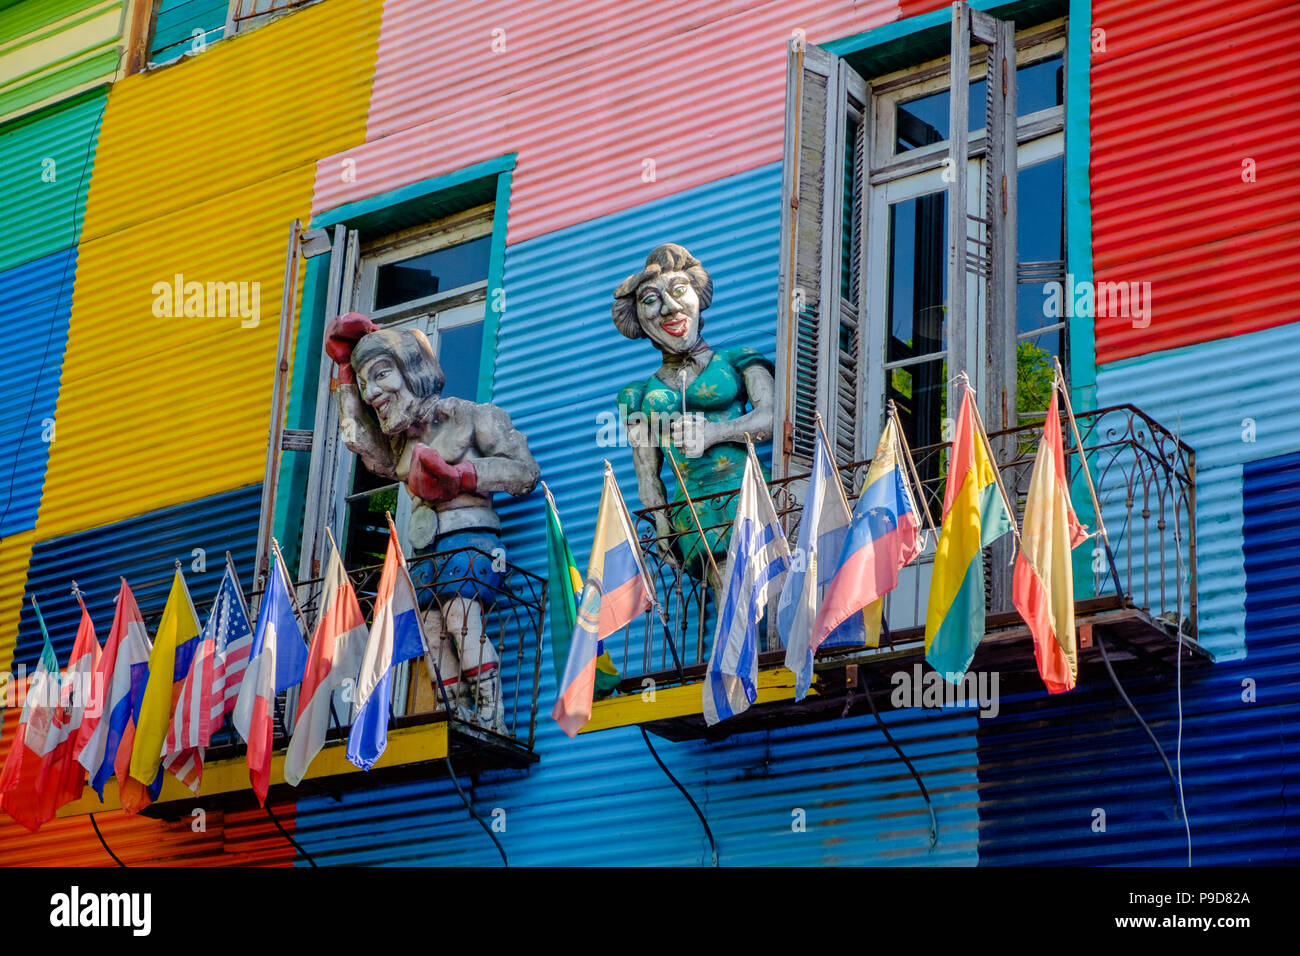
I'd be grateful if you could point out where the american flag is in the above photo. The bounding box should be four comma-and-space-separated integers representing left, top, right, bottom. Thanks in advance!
162, 563, 253, 793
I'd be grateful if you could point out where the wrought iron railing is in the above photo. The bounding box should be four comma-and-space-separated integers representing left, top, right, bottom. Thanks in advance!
614, 403, 1195, 689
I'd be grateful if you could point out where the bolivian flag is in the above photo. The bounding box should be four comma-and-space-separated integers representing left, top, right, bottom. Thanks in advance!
924, 385, 1012, 681
543, 484, 620, 701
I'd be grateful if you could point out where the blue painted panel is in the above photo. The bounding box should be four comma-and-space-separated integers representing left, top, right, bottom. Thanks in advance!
975, 448, 1300, 865
0, 247, 77, 537
1097, 322, 1300, 661
13, 483, 261, 668
292, 165, 982, 866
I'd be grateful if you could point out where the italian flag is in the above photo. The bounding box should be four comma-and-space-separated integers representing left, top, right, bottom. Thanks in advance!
1013, 388, 1089, 693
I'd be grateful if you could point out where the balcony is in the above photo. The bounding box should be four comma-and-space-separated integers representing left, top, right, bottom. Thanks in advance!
583, 403, 1212, 741
59, 546, 545, 820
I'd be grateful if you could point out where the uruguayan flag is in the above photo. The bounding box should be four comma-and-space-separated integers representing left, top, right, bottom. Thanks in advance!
776, 431, 864, 701
347, 527, 428, 771
703, 449, 791, 726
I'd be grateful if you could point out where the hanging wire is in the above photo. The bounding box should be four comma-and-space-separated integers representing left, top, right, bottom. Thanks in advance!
89, 812, 125, 867
265, 802, 317, 866
853, 671, 938, 850
640, 727, 717, 866
1170, 415, 1192, 865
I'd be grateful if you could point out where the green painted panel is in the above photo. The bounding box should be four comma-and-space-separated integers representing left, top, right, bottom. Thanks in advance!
0, 0, 124, 123
151, 0, 228, 64
0, 86, 105, 272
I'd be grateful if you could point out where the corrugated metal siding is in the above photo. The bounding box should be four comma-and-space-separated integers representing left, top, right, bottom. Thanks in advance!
80, 0, 380, 243
0, 249, 77, 538
0, 0, 127, 125
1090, 0, 1300, 363
311, 0, 904, 240
975, 448, 1300, 865
36, 170, 311, 541
0, 530, 35, 676
149, 0, 227, 65
0, 88, 105, 273
13, 483, 260, 670
1096, 322, 1300, 661
289, 165, 976, 866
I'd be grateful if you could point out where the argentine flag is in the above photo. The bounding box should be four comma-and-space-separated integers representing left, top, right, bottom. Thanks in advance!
703, 447, 791, 726
347, 526, 428, 771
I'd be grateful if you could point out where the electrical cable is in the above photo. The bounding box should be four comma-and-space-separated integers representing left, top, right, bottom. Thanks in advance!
640, 726, 717, 866
264, 801, 316, 866
856, 671, 938, 849
89, 812, 125, 867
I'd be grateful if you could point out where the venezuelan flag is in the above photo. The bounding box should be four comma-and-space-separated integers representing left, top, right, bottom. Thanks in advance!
924, 385, 1012, 681
552, 466, 652, 737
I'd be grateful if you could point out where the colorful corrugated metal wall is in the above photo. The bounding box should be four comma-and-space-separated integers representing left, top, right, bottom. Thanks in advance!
35, 0, 383, 542
0, 0, 132, 125
149, 0, 227, 65
1090, 0, 1300, 363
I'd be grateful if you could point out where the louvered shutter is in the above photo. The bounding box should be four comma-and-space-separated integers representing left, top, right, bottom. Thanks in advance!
775, 40, 869, 477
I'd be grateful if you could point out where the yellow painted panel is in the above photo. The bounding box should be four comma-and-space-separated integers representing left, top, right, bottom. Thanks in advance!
81, 0, 382, 243
0, 530, 35, 682
57, 720, 450, 816
37, 167, 313, 541
580, 667, 816, 733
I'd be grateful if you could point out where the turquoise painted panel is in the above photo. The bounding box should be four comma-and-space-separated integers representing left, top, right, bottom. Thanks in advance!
0, 88, 105, 274
0, 247, 76, 538
1097, 322, 1300, 661
150, 0, 227, 64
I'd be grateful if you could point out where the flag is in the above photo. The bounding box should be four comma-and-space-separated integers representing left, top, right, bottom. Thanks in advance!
161, 563, 253, 793
0, 603, 64, 831
211, 566, 255, 729
553, 467, 654, 737
234, 550, 308, 804
1014, 388, 1089, 693
924, 385, 1013, 681
346, 525, 427, 771
777, 428, 866, 700
285, 542, 367, 786
35, 597, 102, 817
127, 568, 201, 810
74, 579, 152, 801
811, 416, 924, 654
703, 448, 791, 726
544, 484, 620, 701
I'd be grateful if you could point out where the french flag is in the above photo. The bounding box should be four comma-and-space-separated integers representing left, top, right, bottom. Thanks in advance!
232, 550, 307, 805
74, 580, 152, 802
347, 525, 427, 771
553, 466, 653, 737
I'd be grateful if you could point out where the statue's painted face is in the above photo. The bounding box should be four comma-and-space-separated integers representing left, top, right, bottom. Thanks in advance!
636, 271, 701, 355
357, 353, 421, 435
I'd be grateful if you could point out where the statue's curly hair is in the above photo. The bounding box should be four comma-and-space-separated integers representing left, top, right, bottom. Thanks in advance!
351, 327, 446, 399
611, 243, 713, 340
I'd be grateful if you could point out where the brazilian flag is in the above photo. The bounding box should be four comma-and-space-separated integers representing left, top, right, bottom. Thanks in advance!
545, 486, 621, 698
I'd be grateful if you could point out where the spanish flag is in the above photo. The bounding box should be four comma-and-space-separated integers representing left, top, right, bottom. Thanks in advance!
924, 384, 1012, 681
1013, 387, 1089, 693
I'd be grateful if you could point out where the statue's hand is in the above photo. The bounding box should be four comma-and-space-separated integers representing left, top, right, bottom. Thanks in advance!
324, 312, 379, 385
671, 413, 711, 459
407, 443, 477, 504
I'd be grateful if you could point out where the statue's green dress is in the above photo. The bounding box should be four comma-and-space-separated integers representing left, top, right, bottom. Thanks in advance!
617, 346, 775, 575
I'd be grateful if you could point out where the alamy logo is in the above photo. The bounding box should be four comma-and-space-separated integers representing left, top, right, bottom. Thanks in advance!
890, 663, 1000, 718
49, 886, 151, 936
152, 273, 261, 328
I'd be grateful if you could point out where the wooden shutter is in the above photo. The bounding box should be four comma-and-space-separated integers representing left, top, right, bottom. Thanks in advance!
775, 40, 869, 477
948, 1, 1018, 432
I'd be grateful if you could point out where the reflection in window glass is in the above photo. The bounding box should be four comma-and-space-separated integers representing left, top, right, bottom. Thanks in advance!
1016, 156, 1066, 419
438, 321, 485, 401
895, 54, 1063, 152
887, 192, 947, 364
374, 235, 491, 310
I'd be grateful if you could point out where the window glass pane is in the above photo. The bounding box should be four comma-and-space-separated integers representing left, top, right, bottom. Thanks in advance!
889, 358, 948, 462
437, 320, 484, 401
887, 190, 948, 364
374, 235, 491, 310
343, 466, 397, 571
1017, 333, 1062, 419
895, 54, 1063, 152
1017, 155, 1064, 336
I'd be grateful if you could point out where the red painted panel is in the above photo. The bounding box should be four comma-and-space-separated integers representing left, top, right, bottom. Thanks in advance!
1091, 0, 1300, 363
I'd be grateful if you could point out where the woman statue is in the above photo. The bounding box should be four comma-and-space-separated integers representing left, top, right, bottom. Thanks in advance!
612, 244, 776, 595
323, 314, 540, 731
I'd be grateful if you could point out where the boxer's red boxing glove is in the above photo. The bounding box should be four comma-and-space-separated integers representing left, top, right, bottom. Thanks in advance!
407, 443, 477, 503
324, 312, 378, 385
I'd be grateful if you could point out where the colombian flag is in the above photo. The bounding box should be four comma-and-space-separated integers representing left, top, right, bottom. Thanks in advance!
1013, 388, 1088, 693
552, 466, 652, 737
924, 385, 1012, 681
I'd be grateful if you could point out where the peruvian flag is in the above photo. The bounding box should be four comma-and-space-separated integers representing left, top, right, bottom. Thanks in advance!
232, 550, 307, 805
1013, 388, 1089, 693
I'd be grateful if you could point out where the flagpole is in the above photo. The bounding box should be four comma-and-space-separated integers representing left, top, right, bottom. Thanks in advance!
661, 446, 723, 588
604, 461, 686, 684
883, 403, 940, 543
224, 552, 253, 621
958, 375, 1022, 553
